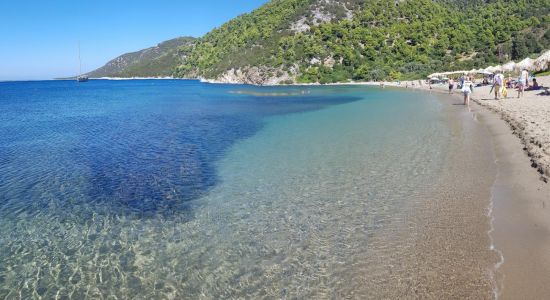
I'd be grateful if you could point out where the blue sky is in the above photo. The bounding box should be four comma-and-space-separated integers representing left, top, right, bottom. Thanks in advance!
0, 1, 268, 80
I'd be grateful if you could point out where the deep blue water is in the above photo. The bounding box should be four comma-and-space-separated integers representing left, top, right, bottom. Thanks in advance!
0, 80, 359, 217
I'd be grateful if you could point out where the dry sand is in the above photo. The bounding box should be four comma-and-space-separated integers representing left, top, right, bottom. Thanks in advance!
471, 76, 550, 183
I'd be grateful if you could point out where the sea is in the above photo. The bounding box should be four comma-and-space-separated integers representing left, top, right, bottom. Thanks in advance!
0, 80, 498, 298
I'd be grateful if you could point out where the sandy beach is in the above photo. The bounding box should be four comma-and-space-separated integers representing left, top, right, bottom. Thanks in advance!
392, 77, 550, 298
472, 76, 550, 182
378, 75, 550, 183
475, 106, 550, 299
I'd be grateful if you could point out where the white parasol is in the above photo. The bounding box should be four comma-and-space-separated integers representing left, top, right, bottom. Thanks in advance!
534, 50, 550, 72
514, 58, 536, 72
484, 65, 500, 73
501, 61, 516, 72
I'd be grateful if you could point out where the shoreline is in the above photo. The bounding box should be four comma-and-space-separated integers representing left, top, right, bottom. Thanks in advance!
210, 76, 549, 184
49, 77, 198, 81
192, 89, 501, 298
412, 86, 550, 298
92, 76, 192, 80
388, 77, 550, 183
211, 81, 549, 297
470, 102, 550, 298
1, 78, 548, 297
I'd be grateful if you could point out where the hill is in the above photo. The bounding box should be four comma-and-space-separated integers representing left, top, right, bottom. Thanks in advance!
87, 37, 196, 78
174, 0, 550, 84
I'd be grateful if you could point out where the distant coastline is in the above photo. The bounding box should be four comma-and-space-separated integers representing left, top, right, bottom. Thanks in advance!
53, 76, 197, 81
92, 76, 189, 80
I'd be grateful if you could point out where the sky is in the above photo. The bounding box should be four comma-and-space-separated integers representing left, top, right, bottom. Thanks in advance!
0, 0, 269, 81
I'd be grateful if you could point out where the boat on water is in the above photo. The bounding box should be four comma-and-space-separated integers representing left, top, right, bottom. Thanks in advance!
76, 42, 88, 82
77, 75, 89, 82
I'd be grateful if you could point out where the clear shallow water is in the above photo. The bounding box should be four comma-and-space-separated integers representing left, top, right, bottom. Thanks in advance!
0, 80, 467, 298
0, 80, 359, 217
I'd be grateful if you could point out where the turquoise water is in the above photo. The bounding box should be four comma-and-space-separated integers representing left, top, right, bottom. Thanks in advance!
0, 80, 452, 298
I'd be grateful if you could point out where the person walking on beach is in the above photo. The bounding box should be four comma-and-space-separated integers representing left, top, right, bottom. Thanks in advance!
462, 76, 474, 106
448, 79, 454, 94
494, 71, 504, 100
517, 79, 525, 98
522, 68, 529, 87
517, 68, 529, 98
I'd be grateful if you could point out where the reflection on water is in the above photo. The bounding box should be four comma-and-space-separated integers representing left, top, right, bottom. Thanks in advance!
0, 81, 491, 298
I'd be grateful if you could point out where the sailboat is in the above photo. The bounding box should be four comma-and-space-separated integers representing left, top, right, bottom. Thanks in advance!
77, 42, 89, 82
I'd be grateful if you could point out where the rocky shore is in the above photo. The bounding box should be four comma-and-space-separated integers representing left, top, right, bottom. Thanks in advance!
202, 66, 299, 85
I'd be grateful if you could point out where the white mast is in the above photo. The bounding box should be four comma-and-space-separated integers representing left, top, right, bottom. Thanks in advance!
78, 42, 82, 76
76, 41, 88, 82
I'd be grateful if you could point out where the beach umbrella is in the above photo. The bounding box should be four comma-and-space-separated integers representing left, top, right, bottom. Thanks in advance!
501, 61, 516, 72
534, 50, 550, 72
514, 58, 536, 71
484, 65, 500, 73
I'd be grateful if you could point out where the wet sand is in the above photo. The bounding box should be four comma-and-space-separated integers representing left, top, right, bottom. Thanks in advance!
411, 87, 550, 298
471, 105, 550, 299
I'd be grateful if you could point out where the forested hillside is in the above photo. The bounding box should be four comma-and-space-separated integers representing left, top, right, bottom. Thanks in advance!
87, 37, 196, 78
174, 0, 550, 84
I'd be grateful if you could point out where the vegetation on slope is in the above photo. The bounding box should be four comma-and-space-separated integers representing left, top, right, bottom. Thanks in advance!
87, 37, 196, 78
174, 0, 313, 78
175, 0, 550, 83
